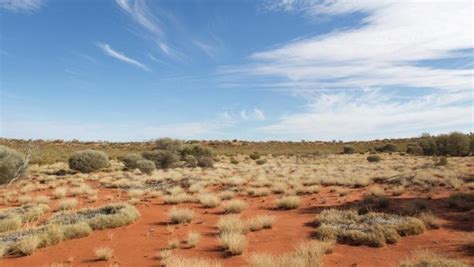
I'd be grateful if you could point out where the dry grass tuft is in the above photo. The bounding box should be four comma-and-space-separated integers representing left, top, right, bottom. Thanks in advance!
248, 240, 334, 267
246, 215, 276, 232
58, 198, 78, 211
95, 247, 113, 261
186, 232, 201, 248
276, 196, 300, 210
169, 207, 195, 224
163, 255, 222, 267
314, 209, 426, 247
199, 194, 221, 208
222, 199, 247, 214
399, 250, 467, 267
218, 232, 247, 256
217, 215, 246, 234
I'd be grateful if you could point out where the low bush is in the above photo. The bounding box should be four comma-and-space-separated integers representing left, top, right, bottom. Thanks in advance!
376, 143, 398, 152
447, 192, 474, 211
155, 138, 183, 151
121, 153, 142, 169
142, 150, 179, 169
256, 159, 267, 165
136, 159, 156, 175
343, 146, 355, 154
249, 152, 261, 160
0, 145, 27, 185
367, 155, 381, 162
68, 150, 109, 173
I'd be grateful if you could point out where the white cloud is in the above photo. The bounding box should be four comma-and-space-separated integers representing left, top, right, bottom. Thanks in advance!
0, 0, 42, 12
116, 0, 162, 36
97, 42, 150, 71
259, 90, 473, 140
116, 0, 179, 58
194, 40, 217, 58
229, 0, 473, 139
253, 108, 266, 120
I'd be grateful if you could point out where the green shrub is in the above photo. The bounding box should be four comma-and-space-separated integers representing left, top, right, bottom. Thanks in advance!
343, 146, 355, 154
198, 156, 214, 168
256, 159, 267, 165
367, 155, 381, 162
406, 143, 423, 155
376, 143, 398, 152
121, 153, 142, 170
418, 136, 438, 155
436, 132, 470, 156
142, 150, 179, 169
230, 158, 239, 164
0, 145, 26, 185
136, 159, 156, 175
435, 156, 448, 166
184, 155, 198, 167
155, 138, 183, 151
249, 152, 261, 160
68, 150, 109, 173
181, 144, 213, 158
181, 144, 214, 168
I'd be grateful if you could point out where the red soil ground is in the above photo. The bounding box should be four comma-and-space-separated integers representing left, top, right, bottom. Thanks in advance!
1, 183, 473, 267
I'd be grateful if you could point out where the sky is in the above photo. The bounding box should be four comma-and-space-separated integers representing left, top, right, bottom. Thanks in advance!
0, 0, 472, 141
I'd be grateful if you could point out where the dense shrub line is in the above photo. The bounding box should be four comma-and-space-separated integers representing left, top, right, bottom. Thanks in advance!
406, 132, 472, 156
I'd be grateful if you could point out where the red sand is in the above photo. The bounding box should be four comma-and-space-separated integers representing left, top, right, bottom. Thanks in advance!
1, 185, 473, 267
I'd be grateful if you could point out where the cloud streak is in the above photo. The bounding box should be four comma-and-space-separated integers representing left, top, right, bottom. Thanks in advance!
0, 0, 43, 12
97, 42, 149, 71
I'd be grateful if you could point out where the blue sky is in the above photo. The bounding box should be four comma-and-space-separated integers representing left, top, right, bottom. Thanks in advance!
0, 0, 472, 141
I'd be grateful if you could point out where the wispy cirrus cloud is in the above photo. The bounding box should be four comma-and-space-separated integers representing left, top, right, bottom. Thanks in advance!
115, 0, 179, 58
97, 42, 149, 71
225, 0, 473, 140
0, 0, 43, 12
